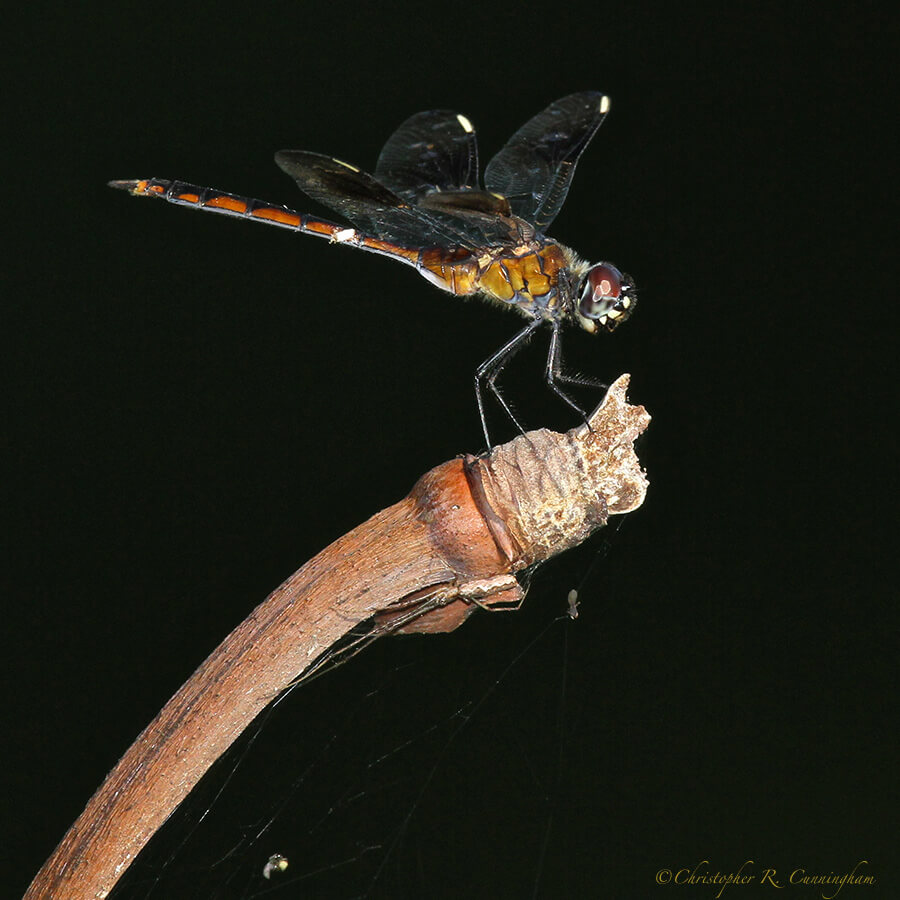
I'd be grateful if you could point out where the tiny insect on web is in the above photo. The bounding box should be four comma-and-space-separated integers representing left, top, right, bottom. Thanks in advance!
110, 91, 636, 447
261, 853, 288, 880
127, 532, 623, 896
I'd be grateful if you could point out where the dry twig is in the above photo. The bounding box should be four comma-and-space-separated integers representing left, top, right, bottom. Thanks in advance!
24, 374, 649, 899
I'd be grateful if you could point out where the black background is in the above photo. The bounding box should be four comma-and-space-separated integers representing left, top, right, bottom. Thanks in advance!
7, 2, 897, 898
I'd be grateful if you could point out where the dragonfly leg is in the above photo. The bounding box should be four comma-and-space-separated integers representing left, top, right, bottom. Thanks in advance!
475, 317, 544, 449
545, 321, 599, 424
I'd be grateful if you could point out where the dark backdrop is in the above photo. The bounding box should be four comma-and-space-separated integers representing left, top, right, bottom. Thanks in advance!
7, 2, 897, 898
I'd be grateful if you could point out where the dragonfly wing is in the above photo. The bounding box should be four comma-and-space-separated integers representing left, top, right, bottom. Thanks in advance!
375, 111, 525, 249
275, 150, 480, 249
375, 110, 479, 201
483, 92, 610, 232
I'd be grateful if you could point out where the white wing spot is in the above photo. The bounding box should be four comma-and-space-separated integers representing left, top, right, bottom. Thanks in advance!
600, 95, 611, 114
333, 228, 356, 243
456, 113, 474, 133
334, 158, 360, 173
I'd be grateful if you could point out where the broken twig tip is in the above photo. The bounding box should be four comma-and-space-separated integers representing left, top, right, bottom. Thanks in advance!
467, 373, 650, 569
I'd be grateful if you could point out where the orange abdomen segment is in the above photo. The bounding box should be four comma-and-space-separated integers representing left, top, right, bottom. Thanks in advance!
417, 248, 481, 295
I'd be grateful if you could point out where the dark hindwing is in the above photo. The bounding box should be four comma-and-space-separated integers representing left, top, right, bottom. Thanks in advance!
275, 150, 482, 249
484, 91, 609, 232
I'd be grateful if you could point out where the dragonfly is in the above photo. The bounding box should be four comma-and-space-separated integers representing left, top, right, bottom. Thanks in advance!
110, 91, 636, 447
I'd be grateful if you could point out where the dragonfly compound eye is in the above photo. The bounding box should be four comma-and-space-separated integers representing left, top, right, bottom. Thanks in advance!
577, 263, 636, 331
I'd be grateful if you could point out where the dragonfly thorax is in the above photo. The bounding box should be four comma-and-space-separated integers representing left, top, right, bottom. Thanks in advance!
474, 243, 580, 321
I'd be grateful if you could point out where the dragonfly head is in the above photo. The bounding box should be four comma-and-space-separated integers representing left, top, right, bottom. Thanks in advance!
575, 262, 636, 333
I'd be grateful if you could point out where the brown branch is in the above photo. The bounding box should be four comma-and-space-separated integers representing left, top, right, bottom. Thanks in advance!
24, 374, 650, 900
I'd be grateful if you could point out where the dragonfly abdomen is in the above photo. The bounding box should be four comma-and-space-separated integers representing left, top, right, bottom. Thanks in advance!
416, 248, 481, 295
108, 178, 422, 266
